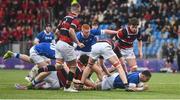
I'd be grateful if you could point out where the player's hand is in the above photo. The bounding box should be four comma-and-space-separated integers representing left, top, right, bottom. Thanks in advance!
143, 84, 149, 90
73, 79, 81, 84
124, 84, 135, 92
77, 42, 85, 48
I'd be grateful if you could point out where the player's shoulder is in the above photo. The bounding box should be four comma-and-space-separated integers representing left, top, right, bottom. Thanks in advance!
39, 31, 45, 34
128, 72, 140, 77
90, 29, 101, 34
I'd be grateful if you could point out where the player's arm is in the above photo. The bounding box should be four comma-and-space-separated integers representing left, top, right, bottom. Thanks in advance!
116, 29, 124, 39
34, 38, 40, 45
34, 32, 42, 45
138, 40, 143, 59
128, 83, 148, 92
137, 32, 143, 59
84, 78, 96, 88
102, 29, 118, 35
98, 58, 111, 76
69, 19, 84, 48
69, 28, 82, 45
54, 28, 60, 37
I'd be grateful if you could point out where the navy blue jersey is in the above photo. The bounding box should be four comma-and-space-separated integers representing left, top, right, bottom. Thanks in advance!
34, 43, 55, 59
36, 31, 54, 43
76, 29, 102, 52
113, 72, 140, 88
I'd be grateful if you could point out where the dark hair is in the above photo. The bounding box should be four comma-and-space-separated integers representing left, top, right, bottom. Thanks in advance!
142, 70, 151, 78
128, 18, 139, 26
46, 23, 52, 27
79, 54, 89, 66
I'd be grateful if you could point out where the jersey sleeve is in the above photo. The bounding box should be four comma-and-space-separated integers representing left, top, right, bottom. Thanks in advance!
70, 19, 80, 30
137, 31, 142, 41
129, 83, 137, 88
90, 29, 101, 35
116, 30, 124, 39
36, 31, 43, 40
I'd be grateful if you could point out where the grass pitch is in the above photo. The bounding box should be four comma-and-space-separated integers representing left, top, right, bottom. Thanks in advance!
0, 69, 180, 99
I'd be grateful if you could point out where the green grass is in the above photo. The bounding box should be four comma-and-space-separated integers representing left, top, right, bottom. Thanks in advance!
0, 69, 180, 99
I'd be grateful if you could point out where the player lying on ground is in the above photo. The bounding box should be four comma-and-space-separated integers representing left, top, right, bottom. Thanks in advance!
15, 55, 101, 90
79, 41, 133, 91
95, 70, 151, 92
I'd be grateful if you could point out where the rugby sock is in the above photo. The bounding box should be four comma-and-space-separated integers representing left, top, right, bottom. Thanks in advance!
32, 79, 40, 86
14, 53, 20, 58
65, 71, 74, 88
38, 65, 56, 73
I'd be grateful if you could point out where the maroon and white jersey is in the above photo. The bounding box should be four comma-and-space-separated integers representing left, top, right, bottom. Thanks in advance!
57, 12, 81, 44
116, 26, 142, 49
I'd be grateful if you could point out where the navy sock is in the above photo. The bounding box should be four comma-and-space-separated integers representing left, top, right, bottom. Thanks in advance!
38, 65, 56, 73
15, 53, 20, 58
65, 71, 74, 88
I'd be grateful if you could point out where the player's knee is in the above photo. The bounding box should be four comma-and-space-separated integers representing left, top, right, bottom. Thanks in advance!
55, 63, 63, 69
112, 61, 121, 68
55, 60, 64, 69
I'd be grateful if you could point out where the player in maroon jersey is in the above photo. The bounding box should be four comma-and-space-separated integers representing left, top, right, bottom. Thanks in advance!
54, 3, 84, 92
15, 55, 98, 90
115, 17, 143, 72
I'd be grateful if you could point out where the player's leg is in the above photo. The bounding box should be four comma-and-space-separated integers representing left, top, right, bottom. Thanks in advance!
27, 72, 50, 89
119, 57, 128, 73
27, 56, 51, 87
100, 43, 128, 85
91, 63, 103, 81
3, 51, 31, 63
108, 55, 128, 85
81, 57, 95, 84
55, 40, 78, 92
121, 48, 137, 72
28, 51, 50, 82
25, 65, 39, 82
65, 60, 78, 89
113, 46, 128, 73
81, 43, 101, 85
126, 58, 138, 72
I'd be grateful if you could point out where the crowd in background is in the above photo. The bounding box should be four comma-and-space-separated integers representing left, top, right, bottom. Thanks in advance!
0, 0, 179, 58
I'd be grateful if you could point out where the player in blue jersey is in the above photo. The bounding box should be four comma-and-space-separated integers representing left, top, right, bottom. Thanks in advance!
3, 43, 55, 62
75, 24, 118, 58
96, 70, 151, 91
34, 23, 55, 45
15, 54, 97, 90
3, 43, 56, 82
74, 24, 119, 82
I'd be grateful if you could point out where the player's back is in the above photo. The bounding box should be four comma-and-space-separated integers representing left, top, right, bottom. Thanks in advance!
58, 13, 80, 44
34, 43, 55, 59
113, 72, 140, 88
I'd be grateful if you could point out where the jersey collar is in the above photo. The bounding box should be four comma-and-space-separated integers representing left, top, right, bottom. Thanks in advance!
44, 30, 51, 35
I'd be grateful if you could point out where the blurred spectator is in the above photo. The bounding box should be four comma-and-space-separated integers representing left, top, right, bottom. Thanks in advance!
177, 45, 180, 72
0, 0, 179, 58
163, 43, 176, 72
